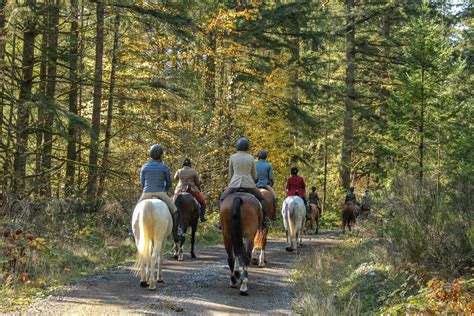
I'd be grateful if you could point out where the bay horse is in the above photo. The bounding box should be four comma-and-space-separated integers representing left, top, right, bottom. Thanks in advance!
172, 192, 199, 261
307, 203, 319, 234
131, 199, 173, 290
281, 196, 306, 252
220, 192, 261, 295
251, 188, 275, 267
341, 204, 357, 233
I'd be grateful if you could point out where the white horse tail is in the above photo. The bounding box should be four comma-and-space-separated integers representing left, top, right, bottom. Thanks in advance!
136, 200, 155, 271
287, 199, 297, 242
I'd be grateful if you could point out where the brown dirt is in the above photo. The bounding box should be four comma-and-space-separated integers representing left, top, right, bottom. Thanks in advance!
26, 231, 342, 315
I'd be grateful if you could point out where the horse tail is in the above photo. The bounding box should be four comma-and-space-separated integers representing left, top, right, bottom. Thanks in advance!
231, 197, 244, 259
288, 200, 297, 241
136, 200, 154, 272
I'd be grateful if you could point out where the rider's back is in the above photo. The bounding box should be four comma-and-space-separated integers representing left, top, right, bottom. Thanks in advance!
229, 151, 257, 188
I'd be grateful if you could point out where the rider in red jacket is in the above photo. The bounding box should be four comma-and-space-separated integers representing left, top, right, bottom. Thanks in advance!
286, 167, 309, 212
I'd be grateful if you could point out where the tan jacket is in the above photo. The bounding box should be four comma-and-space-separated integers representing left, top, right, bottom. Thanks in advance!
228, 151, 257, 188
174, 166, 201, 193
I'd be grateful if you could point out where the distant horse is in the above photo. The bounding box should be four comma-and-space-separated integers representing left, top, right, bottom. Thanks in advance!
220, 192, 261, 295
132, 199, 173, 290
251, 188, 275, 267
281, 196, 306, 252
341, 204, 357, 233
172, 192, 199, 261
307, 203, 319, 234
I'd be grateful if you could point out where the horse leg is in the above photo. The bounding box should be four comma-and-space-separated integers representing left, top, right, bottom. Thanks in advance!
251, 247, 258, 265
285, 230, 293, 252
224, 236, 238, 288
148, 241, 159, 290
173, 242, 179, 260
139, 247, 148, 288
239, 239, 253, 295
157, 238, 166, 283
178, 225, 186, 261
190, 224, 197, 259
258, 232, 267, 267
239, 265, 249, 296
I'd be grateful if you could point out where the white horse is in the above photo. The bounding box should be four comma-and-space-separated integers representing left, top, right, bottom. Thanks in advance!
132, 199, 173, 290
281, 196, 306, 252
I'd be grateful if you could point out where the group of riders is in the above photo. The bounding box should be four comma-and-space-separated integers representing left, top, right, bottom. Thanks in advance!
138, 137, 366, 228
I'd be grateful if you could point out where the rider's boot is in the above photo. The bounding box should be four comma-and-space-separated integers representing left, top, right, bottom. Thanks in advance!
259, 199, 271, 229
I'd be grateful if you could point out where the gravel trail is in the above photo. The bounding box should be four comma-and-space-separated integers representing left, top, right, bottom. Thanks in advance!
27, 231, 342, 315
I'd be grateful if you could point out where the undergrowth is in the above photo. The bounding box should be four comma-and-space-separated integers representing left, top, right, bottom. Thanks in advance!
0, 197, 221, 312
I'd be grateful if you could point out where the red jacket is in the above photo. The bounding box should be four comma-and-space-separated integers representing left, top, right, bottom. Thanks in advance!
286, 175, 306, 197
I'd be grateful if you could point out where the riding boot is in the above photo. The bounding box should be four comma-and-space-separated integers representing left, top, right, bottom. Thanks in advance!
306, 204, 311, 220
258, 199, 270, 229
199, 204, 207, 222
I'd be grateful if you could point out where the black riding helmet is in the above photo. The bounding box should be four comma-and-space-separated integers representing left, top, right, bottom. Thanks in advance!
236, 137, 250, 151
291, 167, 298, 175
183, 158, 192, 167
149, 144, 164, 160
257, 150, 268, 160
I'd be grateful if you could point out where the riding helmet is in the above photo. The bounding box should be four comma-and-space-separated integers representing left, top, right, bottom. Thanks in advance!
291, 167, 298, 175
236, 137, 250, 151
257, 150, 268, 160
183, 158, 192, 167
149, 144, 164, 160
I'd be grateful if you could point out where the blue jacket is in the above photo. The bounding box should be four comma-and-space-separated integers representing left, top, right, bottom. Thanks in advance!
140, 160, 172, 193
255, 160, 274, 187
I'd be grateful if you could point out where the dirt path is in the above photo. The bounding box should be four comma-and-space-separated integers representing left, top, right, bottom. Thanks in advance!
27, 231, 342, 315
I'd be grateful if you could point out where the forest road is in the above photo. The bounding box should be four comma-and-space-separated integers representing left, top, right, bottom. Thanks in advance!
27, 231, 342, 315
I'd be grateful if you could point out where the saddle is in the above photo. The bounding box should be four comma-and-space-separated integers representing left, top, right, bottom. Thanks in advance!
231, 189, 262, 210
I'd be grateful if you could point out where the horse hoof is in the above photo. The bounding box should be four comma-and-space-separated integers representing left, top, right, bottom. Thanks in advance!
148, 287, 156, 291
191, 253, 196, 259
252, 258, 258, 265
258, 262, 265, 268
285, 247, 294, 252
174, 255, 179, 260
140, 281, 148, 288
230, 277, 238, 288
178, 257, 184, 261
157, 279, 164, 283
240, 290, 249, 296
235, 271, 241, 279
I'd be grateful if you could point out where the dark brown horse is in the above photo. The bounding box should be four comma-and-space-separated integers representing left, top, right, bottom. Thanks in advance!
341, 204, 357, 233
252, 188, 275, 267
172, 192, 199, 261
220, 192, 261, 295
307, 203, 319, 234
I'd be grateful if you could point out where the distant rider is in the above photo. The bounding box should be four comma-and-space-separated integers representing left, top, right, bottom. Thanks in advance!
255, 150, 277, 220
308, 186, 321, 216
174, 158, 207, 222
286, 167, 309, 213
344, 186, 357, 205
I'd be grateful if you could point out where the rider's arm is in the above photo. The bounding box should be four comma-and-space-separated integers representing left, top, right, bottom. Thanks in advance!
251, 160, 257, 181
268, 165, 274, 186
165, 167, 172, 192
140, 165, 145, 188
229, 157, 234, 179
194, 171, 201, 191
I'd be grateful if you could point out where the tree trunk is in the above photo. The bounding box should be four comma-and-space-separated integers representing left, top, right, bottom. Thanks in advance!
340, 0, 355, 191
65, 0, 80, 196
98, 11, 120, 197
205, 31, 216, 112
87, 2, 105, 199
323, 42, 331, 214
35, 21, 48, 195
41, 0, 60, 196
0, 0, 6, 151
13, 0, 36, 198
419, 65, 424, 186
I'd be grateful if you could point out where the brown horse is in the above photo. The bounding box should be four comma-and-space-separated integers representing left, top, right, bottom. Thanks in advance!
341, 204, 357, 233
251, 188, 275, 267
307, 203, 319, 234
220, 192, 262, 296
172, 192, 199, 261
